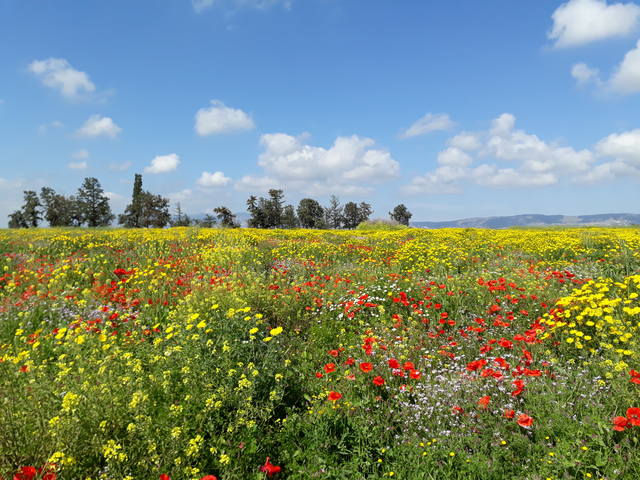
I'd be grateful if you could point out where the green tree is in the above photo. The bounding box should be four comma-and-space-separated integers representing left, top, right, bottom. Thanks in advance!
139, 192, 171, 228
324, 195, 343, 229
343, 201, 373, 229
357, 202, 373, 224
119, 174, 145, 228
77, 177, 114, 227
389, 204, 412, 226
170, 203, 192, 227
22, 190, 42, 227
247, 195, 267, 228
281, 205, 299, 229
297, 198, 325, 228
40, 187, 73, 227
197, 214, 217, 228
8, 210, 28, 228
343, 202, 359, 229
265, 189, 285, 228
213, 206, 239, 228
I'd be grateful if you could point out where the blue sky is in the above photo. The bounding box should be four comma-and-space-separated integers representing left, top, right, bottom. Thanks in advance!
1, 0, 639, 225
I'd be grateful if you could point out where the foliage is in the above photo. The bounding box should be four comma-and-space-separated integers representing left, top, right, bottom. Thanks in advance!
389, 204, 412, 226
296, 199, 325, 229
77, 177, 114, 227
1, 227, 640, 479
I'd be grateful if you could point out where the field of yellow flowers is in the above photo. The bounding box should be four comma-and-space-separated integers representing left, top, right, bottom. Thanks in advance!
1, 227, 640, 480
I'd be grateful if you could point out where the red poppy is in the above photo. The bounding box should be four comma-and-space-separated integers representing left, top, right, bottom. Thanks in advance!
13, 466, 37, 480
160, 475, 171, 480
503, 409, 515, 419
451, 405, 464, 414
328, 349, 339, 357
324, 363, 336, 373
327, 391, 342, 402
199, 476, 217, 480
511, 379, 525, 397
409, 369, 421, 379
626, 407, 640, 426
359, 362, 373, 373
388, 358, 400, 369
517, 413, 534, 428
466, 359, 487, 371
402, 361, 415, 371
259, 457, 281, 477
344, 357, 355, 366
478, 395, 490, 409
315, 372, 323, 378
613, 416, 629, 431
629, 370, 640, 385
373, 376, 385, 386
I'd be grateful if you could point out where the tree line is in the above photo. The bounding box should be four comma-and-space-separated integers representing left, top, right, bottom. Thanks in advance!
8, 175, 412, 229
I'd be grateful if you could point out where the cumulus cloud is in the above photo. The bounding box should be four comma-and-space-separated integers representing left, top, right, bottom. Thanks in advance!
448, 132, 482, 151
67, 161, 88, 170
571, 41, 640, 94
571, 62, 602, 86
195, 100, 255, 135
197, 171, 231, 187
235, 133, 399, 195
144, 154, 181, 174
400, 113, 455, 138
76, 115, 122, 138
549, 0, 640, 48
596, 129, 640, 163
28, 58, 96, 99
405, 113, 596, 194
610, 40, 640, 94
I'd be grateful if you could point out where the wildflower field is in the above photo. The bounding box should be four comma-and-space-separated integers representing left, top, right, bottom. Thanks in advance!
2, 227, 640, 480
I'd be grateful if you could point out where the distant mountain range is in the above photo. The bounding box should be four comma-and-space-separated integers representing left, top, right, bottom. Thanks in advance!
411, 213, 640, 229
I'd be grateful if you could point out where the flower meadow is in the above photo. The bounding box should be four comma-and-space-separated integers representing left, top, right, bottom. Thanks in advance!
1, 227, 640, 480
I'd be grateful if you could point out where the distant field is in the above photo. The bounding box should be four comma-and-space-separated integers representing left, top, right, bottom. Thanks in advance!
1, 228, 640, 479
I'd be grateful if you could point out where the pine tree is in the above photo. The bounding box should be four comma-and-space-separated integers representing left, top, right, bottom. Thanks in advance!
77, 178, 114, 227
324, 195, 343, 229
281, 205, 299, 229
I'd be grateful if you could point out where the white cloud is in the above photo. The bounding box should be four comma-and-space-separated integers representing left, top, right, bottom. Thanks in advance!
72, 149, 89, 160
193, 0, 292, 13
549, 0, 640, 48
28, 58, 96, 99
168, 189, 193, 202
195, 100, 255, 135
571, 62, 601, 86
144, 153, 181, 174
405, 113, 596, 194
67, 161, 88, 170
235, 133, 399, 195
486, 113, 594, 173
472, 165, 558, 187
448, 132, 482, 151
400, 113, 455, 138
76, 115, 122, 138
109, 161, 132, 171
596, 129, 640, 163
197, 171, 231, 187
610, 40, 640, 93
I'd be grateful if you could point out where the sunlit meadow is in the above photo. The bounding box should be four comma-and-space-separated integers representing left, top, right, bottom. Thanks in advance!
1, 227, 640, 480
